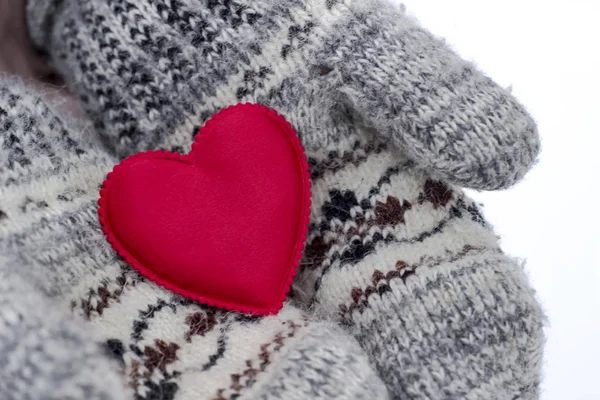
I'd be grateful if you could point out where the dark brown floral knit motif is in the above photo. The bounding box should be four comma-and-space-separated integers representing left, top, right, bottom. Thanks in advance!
374, 196, 412, 226
77, 268, 135, 318
185, 309, 218, 342
418, 179, 454, 208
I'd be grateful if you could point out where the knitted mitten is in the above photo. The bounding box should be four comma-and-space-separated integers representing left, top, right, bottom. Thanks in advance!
27, 0, 545, 398
0, 80, 126, 400
28, 0, 539, 191
0, 79, 389, 400
0, 261, 126, 400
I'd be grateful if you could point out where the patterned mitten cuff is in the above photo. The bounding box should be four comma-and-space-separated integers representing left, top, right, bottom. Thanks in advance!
0, 79, 388, 400
28, 0, 539, 190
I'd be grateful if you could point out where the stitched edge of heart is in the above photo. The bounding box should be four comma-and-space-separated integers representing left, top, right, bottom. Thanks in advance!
98, 103, 312, 316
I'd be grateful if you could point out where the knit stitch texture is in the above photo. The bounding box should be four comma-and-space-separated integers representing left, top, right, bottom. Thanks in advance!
0, 0, 548, 398
0, 78, 388, 400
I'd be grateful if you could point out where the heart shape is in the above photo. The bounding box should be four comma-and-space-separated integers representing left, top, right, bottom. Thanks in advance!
98, 104, 311, 315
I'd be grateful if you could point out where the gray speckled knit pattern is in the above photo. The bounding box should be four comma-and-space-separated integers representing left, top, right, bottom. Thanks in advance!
2, 0, 546, 398
0, 80, 126, 400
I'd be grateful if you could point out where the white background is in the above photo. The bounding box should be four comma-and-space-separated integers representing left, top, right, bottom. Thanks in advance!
396, 1, 600, 399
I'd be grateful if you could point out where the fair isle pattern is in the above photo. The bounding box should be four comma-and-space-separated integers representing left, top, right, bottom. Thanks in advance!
13, 0, 545, 398
299, 136, 545, 399
0, 80, 389, 400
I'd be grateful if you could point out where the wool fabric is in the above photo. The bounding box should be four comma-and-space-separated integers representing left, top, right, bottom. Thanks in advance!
0, 0, 545, 399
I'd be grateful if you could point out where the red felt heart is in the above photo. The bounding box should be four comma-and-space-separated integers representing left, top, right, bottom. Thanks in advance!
98, 104, 311, 315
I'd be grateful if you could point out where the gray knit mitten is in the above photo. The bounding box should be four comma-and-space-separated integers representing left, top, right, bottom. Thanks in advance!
0, 79, 388, 400
0, 80, 127, 400
27, 0, 545, 399
0, 261, 126, 400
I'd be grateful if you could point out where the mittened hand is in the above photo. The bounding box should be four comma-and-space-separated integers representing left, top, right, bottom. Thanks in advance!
0, 79, 389, 400
0, 79, 125, 400
24, 0, 545, 398
29, 0, 539, 190
293, 132, 545, 398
